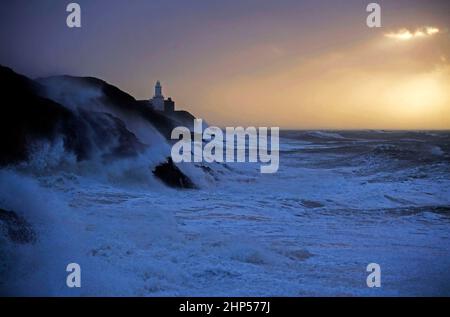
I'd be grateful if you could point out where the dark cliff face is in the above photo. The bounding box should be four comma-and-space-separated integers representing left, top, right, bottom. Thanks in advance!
0, 66, 74, 165
0, 66, 146, 165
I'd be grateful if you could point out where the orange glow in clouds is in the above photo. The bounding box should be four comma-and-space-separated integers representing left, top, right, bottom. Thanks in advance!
385, 26, 440, 41
191, 26, 450, 130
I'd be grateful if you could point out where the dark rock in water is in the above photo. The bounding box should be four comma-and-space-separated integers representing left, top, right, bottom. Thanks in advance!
153, 157, 196, 189
0, 208, 36, 244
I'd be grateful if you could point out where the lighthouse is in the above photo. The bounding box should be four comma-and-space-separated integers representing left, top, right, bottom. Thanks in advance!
149, 80, 176, 112
150, 80, 165, 111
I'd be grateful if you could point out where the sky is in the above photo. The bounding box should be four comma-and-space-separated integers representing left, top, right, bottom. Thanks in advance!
1, 0, 449, 129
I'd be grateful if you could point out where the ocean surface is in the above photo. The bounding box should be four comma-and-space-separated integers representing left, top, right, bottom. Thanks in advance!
1, 130, 450, 296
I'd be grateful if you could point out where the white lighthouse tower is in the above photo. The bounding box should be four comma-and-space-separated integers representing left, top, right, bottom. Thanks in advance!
151, 80, 165, 111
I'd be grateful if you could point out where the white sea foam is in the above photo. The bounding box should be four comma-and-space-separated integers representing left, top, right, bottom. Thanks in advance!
1, 131, 450, 296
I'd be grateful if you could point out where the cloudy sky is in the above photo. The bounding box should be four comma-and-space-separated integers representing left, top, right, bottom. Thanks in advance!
1, 0, 449, 129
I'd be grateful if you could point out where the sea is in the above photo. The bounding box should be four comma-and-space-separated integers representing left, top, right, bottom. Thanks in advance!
1, 130, 449, 296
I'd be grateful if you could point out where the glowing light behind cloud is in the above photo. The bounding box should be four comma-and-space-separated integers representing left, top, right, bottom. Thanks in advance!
200, 35, 450, 130
385, 26, 440, 41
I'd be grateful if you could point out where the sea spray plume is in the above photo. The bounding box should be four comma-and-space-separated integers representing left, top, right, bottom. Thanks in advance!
0, 168, 183, 296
